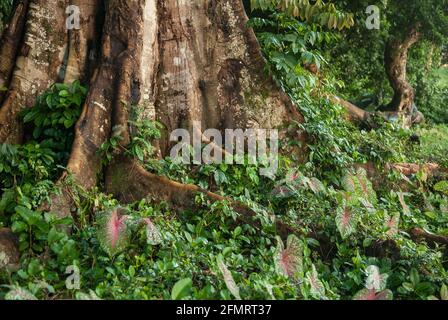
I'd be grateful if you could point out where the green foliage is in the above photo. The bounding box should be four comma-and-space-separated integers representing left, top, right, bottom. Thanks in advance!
250, 0, 355, 30
408, 43, 448, 124
384, 0, 448, 45
1, 2, 448, 302
21, 81, 86, 165
99, 119, 162, 165
412, 125, 448, 167
171, 278, 193, 300
0, 0, 13, 32
0, 81, 86, 191
0, 143, 55, 188
328, 0, 391, 105
127, 120, 163, 162
1, 131, 448, 300
249, 11, 337, 91
0, 82, 87, 298
329, 1, 448, 122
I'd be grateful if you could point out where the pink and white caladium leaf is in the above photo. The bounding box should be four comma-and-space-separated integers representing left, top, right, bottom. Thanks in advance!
141, 218, 162, 245
342, 172, 357, 193
384, 212, 400, 237
356, 168, 377, 204
275, 235, 303, 280
365, 265, 389, 291
336, 205, 357, 239
271, 170, 305, 198
272, 173, 325, 198
286, 169, 306, 186
306, 264, 326, 300
353, 288, 393, 300
307, 177, 326, 194
341, 168, 377, 206
217, 255, 241, 300
97, 208, 131, 256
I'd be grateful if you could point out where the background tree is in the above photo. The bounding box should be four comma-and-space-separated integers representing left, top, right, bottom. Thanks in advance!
329, 0, 448, 124
383, 0, 448, 114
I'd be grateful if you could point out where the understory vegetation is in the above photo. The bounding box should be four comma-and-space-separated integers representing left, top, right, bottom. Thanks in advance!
0, 1, 447, 300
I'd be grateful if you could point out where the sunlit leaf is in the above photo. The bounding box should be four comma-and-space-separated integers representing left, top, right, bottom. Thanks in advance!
275, 235, 303, 280
217, 255, 241, 300
365, 265, 388, 291
171, 278, 193, 300
441, 284, 448, 300
141, 218, 162, 245
306, 264, 326, 300
434, 181, 448, 195
336, 206, 357, 238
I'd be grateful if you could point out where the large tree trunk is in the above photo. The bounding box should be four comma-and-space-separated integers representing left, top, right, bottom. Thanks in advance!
0, 0, 304, 222
384, 27, 421, 114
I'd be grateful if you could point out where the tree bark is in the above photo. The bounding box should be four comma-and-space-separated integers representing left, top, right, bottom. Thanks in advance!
384, 27, 421, 114
0, 0, 68, 144
0, 0, 305, 224
0, 0, 29, 103
0, 228, 20, 272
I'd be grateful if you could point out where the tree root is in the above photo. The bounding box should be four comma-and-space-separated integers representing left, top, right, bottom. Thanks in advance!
0, 0, 29, 103
329, 94, 424, 128
105, 156, 299, 239
355, 162, 447, 191
385, 163, 447, 177
303, 65, 423, 128
410, 228, 448, 247
329, 95, 370, 122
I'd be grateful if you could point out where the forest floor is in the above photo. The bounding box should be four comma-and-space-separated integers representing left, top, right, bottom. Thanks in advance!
1, 81, 447, 300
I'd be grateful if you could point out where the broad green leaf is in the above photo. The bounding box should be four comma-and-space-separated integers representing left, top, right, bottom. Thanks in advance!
434, 181, 448, 195
171, 278, 193, 300
441, 284, 448, 300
